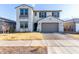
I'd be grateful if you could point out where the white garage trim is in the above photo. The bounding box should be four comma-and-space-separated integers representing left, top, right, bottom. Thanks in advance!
37, 16, 64, 32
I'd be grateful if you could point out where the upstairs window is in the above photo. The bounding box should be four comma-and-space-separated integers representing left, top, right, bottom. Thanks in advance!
39, 12, 46, 18
34, 12, 37, 16
52, 12, 54, 16
20, 9, 28, 17
20, 9, 24, 15
25, 9, 28, 15
52, 12, 59, 17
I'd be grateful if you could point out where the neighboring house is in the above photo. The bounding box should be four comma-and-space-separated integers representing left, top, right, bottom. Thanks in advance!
0, 17, 16, 32
64, 18, 79, 32
16, 4, 64, 33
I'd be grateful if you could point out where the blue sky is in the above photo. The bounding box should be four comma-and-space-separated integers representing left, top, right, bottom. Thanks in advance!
0, 4, 79, 21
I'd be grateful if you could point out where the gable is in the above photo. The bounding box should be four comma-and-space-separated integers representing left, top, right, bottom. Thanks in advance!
38, 16, 63, 23
16, 4, 33, 9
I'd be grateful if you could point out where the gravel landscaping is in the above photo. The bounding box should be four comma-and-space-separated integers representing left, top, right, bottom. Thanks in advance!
0, 46, 47, 54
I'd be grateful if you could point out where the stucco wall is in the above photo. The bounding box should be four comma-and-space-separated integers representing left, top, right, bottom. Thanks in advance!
59, 22, 64, 32
16, 5, 33, 32
33, 11, 59, 23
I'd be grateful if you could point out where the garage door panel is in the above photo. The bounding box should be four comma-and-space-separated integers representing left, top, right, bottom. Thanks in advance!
41, 23, 58, 33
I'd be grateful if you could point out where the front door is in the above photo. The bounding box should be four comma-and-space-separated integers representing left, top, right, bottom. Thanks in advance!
33, 23, 37, 31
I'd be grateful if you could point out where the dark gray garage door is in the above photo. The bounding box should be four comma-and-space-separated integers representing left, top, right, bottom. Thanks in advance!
41, 23, 59, 33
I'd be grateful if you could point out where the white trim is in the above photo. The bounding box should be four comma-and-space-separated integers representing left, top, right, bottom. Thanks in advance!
37, 16, 64, 32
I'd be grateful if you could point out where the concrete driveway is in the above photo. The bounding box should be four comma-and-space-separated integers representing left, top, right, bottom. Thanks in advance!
0, 33, 79, 54
43, 33, 79, 54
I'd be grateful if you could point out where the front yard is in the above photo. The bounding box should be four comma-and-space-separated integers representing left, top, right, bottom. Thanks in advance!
0, 32, 44, 40
67, 34, 79, 39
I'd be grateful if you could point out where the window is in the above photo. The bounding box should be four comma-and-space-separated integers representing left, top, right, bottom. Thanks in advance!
52, 12, 59, 17
25, 9, 28, 15
52, 12, 54, 16
20, 23, 24, 28
57, 12, 59, 17
39, 12, 46, 18
34, 12, 37, 16
20, 9, 28, 17
20, 21, 28, 28
20, 9, 24, 15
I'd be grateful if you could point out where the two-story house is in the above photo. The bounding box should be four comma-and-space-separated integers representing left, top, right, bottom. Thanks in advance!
16, 4, 64, 33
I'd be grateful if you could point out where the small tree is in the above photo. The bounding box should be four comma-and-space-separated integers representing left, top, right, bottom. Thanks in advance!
2, 21, 10, 33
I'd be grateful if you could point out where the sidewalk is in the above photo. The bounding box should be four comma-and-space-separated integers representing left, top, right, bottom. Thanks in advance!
0, 39, 79, 54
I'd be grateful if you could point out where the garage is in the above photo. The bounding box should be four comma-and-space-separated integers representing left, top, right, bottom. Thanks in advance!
41, 23, 59, 33
37, 16, 64, 33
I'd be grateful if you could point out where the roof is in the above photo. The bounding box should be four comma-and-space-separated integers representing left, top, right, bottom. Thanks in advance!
15, 4, 62, 12
65, 18, 79, 23
0, 17, 16, 23
15, 4, 33, 9
33, 10, 62, 12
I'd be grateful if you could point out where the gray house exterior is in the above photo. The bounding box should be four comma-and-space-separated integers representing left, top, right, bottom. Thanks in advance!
0, 17, 16, 32
64, 18, 79, 32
